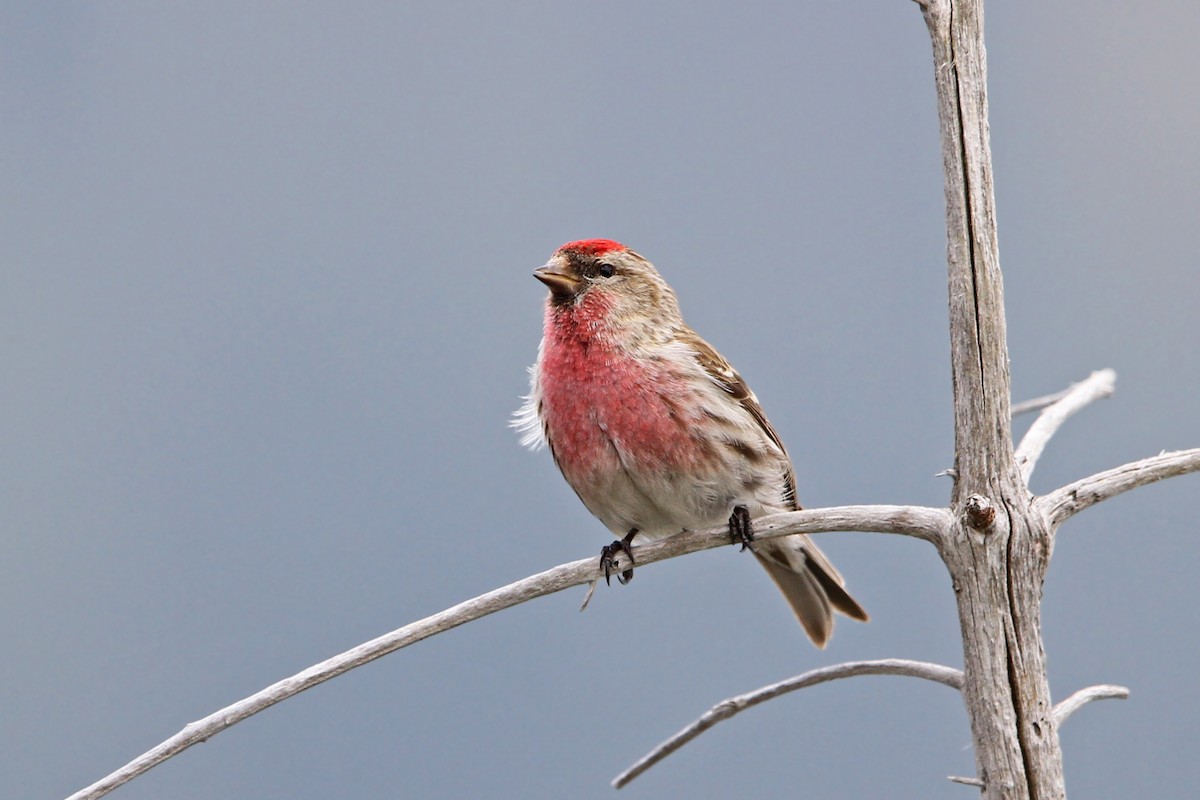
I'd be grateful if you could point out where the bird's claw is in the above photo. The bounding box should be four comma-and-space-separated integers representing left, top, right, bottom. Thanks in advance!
729, 505, 754, 551
600, 530, 637, 585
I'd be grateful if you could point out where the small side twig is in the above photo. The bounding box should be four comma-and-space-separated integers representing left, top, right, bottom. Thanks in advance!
1052, 684, 1129, 728
612, 659, 963, 789
1014, 369, 1116, 484
1011, 387, 1073, 417
1037, 449, 1200, 527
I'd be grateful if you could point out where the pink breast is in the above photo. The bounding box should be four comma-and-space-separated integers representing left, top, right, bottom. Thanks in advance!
539, 304, 712, 482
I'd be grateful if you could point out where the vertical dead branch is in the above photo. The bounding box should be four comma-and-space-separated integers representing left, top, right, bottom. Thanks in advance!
919, 0, 1064, 797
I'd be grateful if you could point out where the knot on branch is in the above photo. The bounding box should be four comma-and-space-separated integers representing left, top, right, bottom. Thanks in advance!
962, 494, 996, 531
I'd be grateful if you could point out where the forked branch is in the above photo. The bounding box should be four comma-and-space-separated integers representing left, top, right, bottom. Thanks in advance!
612, 659, 964, 789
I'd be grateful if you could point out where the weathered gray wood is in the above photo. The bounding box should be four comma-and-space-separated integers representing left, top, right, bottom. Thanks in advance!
918, 0, 1063, 796
1052, 685, 1129, 728
1015, 370, 1116, 483
1038, 448, 1200, 526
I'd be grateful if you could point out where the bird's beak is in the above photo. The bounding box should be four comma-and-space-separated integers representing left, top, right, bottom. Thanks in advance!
533, 263, 582, 299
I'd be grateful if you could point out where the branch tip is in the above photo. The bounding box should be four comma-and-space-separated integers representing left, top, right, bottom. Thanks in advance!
1039, 448, 1200, 526
1053, 684, 1130, 727
1015, 369, 1118, 484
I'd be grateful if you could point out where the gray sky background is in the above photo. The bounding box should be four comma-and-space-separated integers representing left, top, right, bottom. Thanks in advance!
4, 2, 1199, 798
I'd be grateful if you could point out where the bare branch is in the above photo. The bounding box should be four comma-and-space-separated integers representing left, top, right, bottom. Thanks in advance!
1037, 449, 1200, 527
68, 504, 946, 800
750, 505, 951, 545
65, 559, 596, 800
1014, 370, 1116, 484
612, 659, 963, 789
1052, 685, 1129, 728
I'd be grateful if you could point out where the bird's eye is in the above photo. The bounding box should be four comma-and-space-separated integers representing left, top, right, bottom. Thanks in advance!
597, 264, 615, 278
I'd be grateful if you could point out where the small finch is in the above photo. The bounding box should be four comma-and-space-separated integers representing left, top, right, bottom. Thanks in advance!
514, 239, 868, 647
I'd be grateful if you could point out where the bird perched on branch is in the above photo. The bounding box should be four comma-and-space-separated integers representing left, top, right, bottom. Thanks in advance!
514, 239, 867, 647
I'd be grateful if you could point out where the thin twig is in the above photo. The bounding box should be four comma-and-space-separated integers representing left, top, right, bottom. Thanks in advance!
612, 659, 963, 789
67, 504, 948, 800
1052, 684, 1129, 728
1037, 449, 1200, 527
1014, 369, 1116, 484
1011, 388, 1072, 417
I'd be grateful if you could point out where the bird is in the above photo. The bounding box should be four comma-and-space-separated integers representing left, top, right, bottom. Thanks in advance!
513, 239, 868, 647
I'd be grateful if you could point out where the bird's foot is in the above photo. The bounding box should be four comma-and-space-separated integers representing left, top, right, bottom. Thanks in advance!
600, 529, 638, 585
729, 505, 754, 551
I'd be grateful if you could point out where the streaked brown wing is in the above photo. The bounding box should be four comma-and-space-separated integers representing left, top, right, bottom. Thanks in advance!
680, 328, 801, 511
680, 327, 869, 630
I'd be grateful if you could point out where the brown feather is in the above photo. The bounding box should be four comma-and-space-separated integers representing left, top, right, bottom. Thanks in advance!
681, 327, 869, 643
682, 329, 800, 509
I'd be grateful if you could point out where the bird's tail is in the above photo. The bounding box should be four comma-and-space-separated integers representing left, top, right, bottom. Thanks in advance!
753, 535, 869, 648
